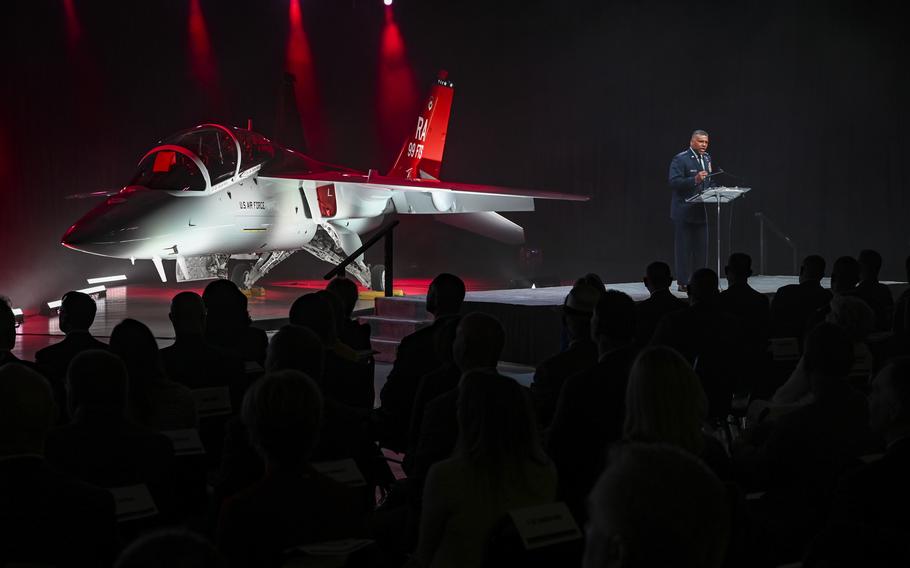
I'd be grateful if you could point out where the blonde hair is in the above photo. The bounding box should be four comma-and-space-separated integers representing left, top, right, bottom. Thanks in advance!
623, 347, 707, 455
827, 295, 874, 341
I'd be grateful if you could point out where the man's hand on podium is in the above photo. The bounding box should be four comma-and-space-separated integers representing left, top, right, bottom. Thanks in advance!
695, 171, 709, 184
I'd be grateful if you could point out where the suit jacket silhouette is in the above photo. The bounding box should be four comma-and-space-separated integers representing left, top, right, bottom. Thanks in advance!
770, 282, 832, 339
35, 331, 109, 411
377, 315, 458, 451
0, 456, 117, 567
718, 282, 771, 344
652, 300, 744, 418
635, 289, 688, 346
160, 334, 244, 390
405, 362, 461, 475
530, 339, 598, 428
855, 280, 895, 332
546, 344, 639, 521
668, 148, 712, 223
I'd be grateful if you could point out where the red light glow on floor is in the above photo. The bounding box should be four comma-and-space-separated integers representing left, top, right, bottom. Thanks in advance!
269, 278, 502, 296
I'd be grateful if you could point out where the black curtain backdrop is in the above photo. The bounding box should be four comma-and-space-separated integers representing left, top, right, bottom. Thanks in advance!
2, 0, 908, 307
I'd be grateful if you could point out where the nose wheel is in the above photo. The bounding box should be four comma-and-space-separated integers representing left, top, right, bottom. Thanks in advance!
229, 261, 253, 289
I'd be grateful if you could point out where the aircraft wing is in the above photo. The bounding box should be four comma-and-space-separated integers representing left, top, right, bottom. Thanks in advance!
261, 171, 588, 215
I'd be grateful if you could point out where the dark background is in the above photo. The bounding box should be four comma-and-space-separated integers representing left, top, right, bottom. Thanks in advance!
2, 0, 908, 308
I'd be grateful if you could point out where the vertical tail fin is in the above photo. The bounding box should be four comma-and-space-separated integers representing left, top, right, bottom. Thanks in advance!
387, 71, 454, 180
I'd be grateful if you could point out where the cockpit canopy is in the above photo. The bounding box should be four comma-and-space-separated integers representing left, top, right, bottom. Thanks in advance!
129, 124, 278, 193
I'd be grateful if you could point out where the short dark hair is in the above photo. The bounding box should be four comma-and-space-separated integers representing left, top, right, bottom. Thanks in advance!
645, 262, 673, 289
326, 277, 359, 318
0, 298, 15, 351
802, 255, 826, 281
688, 268, 719, 303
288, 293, 336, 344
593, 290, 636, 341
266, 324, 325, 382
725, 253, 752, 279
832, 256, 861, 291
858, 249, 883, 277
455, 312, 505, 369
61, 291, 97, 330
67, 349, 128, 412
691, 129, 709, 138
427, 273, 466, 315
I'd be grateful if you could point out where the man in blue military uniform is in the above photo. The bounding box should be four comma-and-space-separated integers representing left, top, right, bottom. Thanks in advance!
668, 130, 712, 292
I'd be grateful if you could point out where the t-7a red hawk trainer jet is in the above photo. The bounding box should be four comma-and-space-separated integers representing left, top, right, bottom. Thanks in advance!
62, 72, 587, 289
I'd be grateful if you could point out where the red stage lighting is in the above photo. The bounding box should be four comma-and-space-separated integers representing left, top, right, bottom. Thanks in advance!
63, 0, 82, 46
286, 0, 326, 155
378, 6, 417, 158
188, 0, 221, 108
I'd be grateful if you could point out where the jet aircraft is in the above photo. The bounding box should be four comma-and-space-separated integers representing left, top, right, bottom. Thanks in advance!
62, 72, 587, 289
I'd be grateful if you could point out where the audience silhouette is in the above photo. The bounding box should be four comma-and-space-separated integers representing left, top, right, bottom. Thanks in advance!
3, 247, 908, 566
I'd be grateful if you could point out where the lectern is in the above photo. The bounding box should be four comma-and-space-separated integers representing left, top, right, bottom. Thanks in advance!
686, 186, 751, 278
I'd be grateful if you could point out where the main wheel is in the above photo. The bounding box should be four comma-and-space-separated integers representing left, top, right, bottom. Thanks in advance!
230, 261, 252, 289
371, 264, 386, 291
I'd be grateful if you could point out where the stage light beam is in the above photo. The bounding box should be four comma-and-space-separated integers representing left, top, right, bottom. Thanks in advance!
286, 0, 326, 155
378, 6, 417, 156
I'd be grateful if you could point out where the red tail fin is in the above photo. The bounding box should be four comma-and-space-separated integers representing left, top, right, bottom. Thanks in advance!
387, 71, 454, 180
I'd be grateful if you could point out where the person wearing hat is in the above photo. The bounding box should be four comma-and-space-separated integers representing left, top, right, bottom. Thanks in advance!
530, 282, 601, 429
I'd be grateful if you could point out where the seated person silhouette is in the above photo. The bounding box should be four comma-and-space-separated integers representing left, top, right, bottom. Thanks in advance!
0, 362, 117, 568
584, 443, 730, 568
770, 254, 832, 340
160, 291, 244, 391
289, 292, 373, 410
203, 279, 268, 368
326, 276, 372, 351
44, 349, 177, 518
652, 268, 743, 420
718, 253, 770, 346
855, 249, 895, 332
634, 261, 688, 346
773, 295, 875, 406
623, 346, 730, 480
375, 273, 465, 452
410, 312, 505, 488
734, 323, 870, 560
1, 298, 39, 369
547, 290, 639, 522
35, 290, 108, 414
111, 318, 197, 431
415, 371, 557, 568
832, 356, 910, 533
531, 281, 600, 428
216, 370, 365, 568
806, 256, 862, 331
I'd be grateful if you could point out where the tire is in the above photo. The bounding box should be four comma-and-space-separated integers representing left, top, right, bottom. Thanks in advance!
371, 264, 386, 291
230, 261, 252, 288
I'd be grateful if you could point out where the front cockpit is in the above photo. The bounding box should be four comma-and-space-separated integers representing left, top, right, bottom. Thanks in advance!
129, 124, 278, 194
